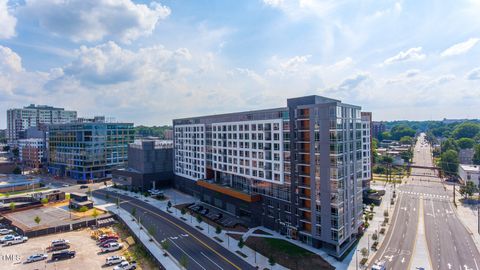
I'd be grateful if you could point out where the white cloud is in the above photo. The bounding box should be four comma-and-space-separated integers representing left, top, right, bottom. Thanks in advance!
22, 0, 170, 43
0, 0, 17, 39
384, 47, 426, 65
440, 38, 480, 57
263, 0, 284, 8
0, 45, 22, 73
466, 67, 480, 80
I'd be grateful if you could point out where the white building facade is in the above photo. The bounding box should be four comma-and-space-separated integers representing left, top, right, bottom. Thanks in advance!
459, 164, 480, 187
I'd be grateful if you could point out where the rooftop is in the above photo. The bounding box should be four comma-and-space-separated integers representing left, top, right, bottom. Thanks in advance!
0, 174, 41, 188
460, 164, 480, 172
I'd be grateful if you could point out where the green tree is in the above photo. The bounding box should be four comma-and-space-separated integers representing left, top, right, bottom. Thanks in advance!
440, 150, 459, 176
360, 247, 368, 258
390, 125, 416, 141
215, 226, 222, 234
79, 206, 88, 212
41, 198, 49, 204
379, 131, 391, 141
12, 166, 22, 174
459, 181, 479, 199
238, 237, 245, 249
452, 122, 480, 139
268, 256, 276, 266
131, 207, 137, 219
12, 148, 19, 158
196, 214, 203, 224
92, 208, 99, 219
400, 150, 413, 163
9, 202, 15, 211
456, 138, 475, 149
473, 144, 480, 165
399, 136, 413, 145
167, 200, 172, 209
34, 216, 41, 225
179, 254, 188, 268
441, 138, 459, 153
181, 208, 186, 216
161, 240, 170, 251
147, 225, 155, 241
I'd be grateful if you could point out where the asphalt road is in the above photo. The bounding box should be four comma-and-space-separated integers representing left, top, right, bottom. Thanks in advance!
93, 189, 255, 270
413, 135, 480, 270
371, 134, 480, 270
370, 182, 419, 269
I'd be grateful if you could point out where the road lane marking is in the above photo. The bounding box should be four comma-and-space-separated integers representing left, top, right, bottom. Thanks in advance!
202, 252, 224, 270
97, 190, 243, 270
169, 238, 207, 270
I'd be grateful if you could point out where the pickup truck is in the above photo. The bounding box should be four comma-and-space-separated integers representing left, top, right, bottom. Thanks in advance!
4, 236, 28, 246
0, 234, 15, 243
101, 242, 123, 252
113, 261, 137, 270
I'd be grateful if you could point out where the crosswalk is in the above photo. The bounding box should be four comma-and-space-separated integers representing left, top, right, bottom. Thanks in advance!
398, 190, 449, 199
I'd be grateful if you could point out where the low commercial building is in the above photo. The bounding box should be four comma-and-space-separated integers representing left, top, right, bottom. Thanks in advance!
69, 192, 93, 209
112, 140, 173, 191
47, 118, 134, 181
458, 164, 480, 187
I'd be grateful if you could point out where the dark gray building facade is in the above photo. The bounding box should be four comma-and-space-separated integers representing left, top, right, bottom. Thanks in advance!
113, 140, 174, 191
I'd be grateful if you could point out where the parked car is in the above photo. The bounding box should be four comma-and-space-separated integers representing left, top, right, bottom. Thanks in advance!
47, 242, 70, 252
4, 236, 28, 246
113, 260, 137, 270
98, 234, 118, 242
51, 239, 70, 245
0, 228, 13, 235
26, 253, 47, 263
79, 185, 88, 189
0, 234, 15, 243
105, 255, 126, 266
52, 250, 76, 261
62, 184, 69, 187
100, 240, 118, 248
99, 238, 119, 246
101, 242, 123, 252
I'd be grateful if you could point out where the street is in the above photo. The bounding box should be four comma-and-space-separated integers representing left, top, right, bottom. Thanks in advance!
371, 134, 480, 270
93, 189, 256, 270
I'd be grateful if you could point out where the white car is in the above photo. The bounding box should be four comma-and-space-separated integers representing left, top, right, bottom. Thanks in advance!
4, 236, 28, 246
26, 253, 47, 263
51, 239, 70, 245
101, 242, 123, 252
0, 234, 15, 243
0, 229, 13, 235
106, 255, 126, 266
113, 261, 137, 270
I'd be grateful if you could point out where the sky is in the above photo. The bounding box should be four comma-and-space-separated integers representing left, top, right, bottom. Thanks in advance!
0, 0, 479, 128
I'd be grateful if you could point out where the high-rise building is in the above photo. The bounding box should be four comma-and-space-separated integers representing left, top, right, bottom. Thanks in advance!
173, 95, 367, 257
361, 112, 373, 190
372, 121, 386, 139
18, 138, 45, 169
47, 118, 134, 181
7, 104, 77, 143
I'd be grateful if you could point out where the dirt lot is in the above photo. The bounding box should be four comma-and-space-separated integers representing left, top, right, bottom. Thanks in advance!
0, 229, 124, 270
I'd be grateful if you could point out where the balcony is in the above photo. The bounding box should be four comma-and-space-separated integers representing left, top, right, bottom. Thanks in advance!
196, 180, 262, 203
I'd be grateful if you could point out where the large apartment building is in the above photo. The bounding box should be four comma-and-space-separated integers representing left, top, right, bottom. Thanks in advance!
7, 104, 77, 143
47, 118, 134, 181
361, 112, 373, 190
173, 95, 369, 257
18, 138, 45, 169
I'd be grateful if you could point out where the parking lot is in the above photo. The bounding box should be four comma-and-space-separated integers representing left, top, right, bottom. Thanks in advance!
1, 229, 124, 270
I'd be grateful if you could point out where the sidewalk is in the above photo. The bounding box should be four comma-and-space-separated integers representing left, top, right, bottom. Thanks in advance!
343, 182, 397, 269
445, 183, 480, 253
93, 196, 181, 270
